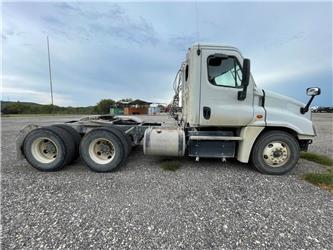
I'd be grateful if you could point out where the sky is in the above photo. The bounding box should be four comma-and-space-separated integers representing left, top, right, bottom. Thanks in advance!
1, 1, 332, 107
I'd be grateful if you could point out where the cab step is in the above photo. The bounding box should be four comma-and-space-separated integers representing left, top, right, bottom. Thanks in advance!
189, 135, 242, 141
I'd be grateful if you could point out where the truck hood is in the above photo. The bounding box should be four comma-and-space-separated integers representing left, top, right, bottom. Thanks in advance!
264, 90, 306, 108
262, 89, 315, 136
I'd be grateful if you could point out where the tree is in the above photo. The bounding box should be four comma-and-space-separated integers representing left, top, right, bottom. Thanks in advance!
1, 102, 23, 114
95, 99, 115, 114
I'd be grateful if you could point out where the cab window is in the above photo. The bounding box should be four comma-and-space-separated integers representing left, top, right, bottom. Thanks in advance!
207, 55, 242, 88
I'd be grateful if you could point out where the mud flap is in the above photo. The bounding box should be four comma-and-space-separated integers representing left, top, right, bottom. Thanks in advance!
16, 124, 40, 160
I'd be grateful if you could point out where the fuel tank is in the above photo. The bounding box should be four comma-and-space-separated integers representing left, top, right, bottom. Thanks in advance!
143, 127, 185, 157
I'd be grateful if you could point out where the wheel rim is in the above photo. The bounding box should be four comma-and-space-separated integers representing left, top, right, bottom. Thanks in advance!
31, 137, 58, 164
88, 138, 115, 164
262, 141, 290, 167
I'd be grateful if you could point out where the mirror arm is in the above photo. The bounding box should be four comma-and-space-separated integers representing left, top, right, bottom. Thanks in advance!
238, 86, 248, 101
300, 95, 315, 114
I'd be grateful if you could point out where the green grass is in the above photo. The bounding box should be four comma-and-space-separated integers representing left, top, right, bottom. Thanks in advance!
160, 160, 181, 171
303, 172, 333, 193
300, 152, 333, 167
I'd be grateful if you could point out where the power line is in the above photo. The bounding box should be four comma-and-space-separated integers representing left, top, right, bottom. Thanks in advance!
46, 35, 54, 108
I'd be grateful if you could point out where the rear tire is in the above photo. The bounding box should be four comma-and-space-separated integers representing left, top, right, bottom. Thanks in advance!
80, 128, 125, 172
105, 127, 132, 157
251, 130, 300, 175
23, 126, 74, 171
53, 124, 81, 162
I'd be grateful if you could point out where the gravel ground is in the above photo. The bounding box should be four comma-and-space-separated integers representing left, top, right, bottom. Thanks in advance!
309, 113, 333, 156
1, 113, 332, 249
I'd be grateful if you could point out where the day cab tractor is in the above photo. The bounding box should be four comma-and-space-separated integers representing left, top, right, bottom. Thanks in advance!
16, 44, 321, 175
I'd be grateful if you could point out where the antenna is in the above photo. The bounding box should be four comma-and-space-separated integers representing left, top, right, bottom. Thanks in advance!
194, 0, 200, 54
194, 0, 200, 43
46, 35, 54, 109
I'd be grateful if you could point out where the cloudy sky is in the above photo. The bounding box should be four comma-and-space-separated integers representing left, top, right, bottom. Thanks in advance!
2, 1, 332, 106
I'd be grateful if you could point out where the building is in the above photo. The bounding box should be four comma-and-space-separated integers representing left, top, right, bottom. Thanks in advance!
124, 99, 151, 115
110, 101, 128, 115
110, 99, 152, 115
148, 103, 161, 115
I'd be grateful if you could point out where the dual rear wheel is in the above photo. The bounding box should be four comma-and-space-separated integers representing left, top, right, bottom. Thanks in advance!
23, 125, 77, 171
80, 127, 131, 172
23, 125, 131, 172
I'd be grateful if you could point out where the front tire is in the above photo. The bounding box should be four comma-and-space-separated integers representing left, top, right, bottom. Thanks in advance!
251, 130, 300, 175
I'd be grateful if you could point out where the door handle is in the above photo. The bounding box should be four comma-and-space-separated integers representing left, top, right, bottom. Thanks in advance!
203, 106, 211, 120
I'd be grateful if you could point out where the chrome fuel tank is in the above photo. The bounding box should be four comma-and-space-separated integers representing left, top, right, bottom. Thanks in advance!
143, 128, 185, 157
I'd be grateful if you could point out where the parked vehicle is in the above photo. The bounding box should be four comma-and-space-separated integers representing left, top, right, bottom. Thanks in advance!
17, 44, 321, 175
310, 106, 319, 112
312, 106, 333, 113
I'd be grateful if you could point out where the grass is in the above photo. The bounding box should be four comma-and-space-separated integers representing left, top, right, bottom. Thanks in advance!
300, 152, 333, 167
303, 171, 333, 194
160, 160, 181, 171
300, 151, 333, 194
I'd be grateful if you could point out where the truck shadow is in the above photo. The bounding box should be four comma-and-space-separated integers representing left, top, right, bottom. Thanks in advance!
119, 147, 258, 174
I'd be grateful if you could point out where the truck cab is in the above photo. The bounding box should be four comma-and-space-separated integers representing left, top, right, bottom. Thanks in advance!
169, 43, 319, 174
181, 44, 316, 133
181, 44, 256, 127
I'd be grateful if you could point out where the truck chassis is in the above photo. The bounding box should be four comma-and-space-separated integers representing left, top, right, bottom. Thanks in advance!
17, 113, 311, 175
17, 115, 160, 159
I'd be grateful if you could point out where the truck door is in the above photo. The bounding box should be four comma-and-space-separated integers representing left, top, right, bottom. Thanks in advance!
199, 49, 254, 126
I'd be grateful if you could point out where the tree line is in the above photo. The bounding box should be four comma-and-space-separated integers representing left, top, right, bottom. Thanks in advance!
1, 99, 121, 115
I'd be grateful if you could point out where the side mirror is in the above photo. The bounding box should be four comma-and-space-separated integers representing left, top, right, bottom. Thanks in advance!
306, 87, 321, 96
242, 58, 251, 87
238, 58, 251, 100
301, 87, 321, 114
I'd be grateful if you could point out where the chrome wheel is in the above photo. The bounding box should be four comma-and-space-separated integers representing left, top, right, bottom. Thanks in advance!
262, 141, 290, 167
31, 137, 58, 164
88, 138, 115, 164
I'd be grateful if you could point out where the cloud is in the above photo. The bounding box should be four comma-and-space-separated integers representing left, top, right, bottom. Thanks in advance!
42, 16, 64, 26
2, 86, 75, 106
56, 2, 124, 19
3, 27, 15, 38
254, 63, 330, 87
97, 12, 158, 44
89, 15, 158, 45
52, 3, 158, 45
56, 2, 80, 12
3, 2, 159, 45
2, 2, 332, 106
168, 34, 197, 50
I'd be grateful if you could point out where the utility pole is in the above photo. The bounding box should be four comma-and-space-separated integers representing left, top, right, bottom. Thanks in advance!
47, 36, 54, 109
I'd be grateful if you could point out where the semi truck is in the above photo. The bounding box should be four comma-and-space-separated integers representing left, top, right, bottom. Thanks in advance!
16, 44, 321, 175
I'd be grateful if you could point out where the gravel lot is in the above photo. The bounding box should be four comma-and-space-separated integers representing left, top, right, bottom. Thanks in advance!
309, 113, 333, 156
1, 113, 332, 249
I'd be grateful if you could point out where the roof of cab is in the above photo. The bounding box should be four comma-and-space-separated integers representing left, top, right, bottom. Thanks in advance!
189, 43, 242, 55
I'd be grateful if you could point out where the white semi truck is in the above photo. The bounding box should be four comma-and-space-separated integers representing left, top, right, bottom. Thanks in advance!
16, 44, 320, 175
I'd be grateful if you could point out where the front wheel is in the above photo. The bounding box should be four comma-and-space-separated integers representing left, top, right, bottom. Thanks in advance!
251, 130, 300, 175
